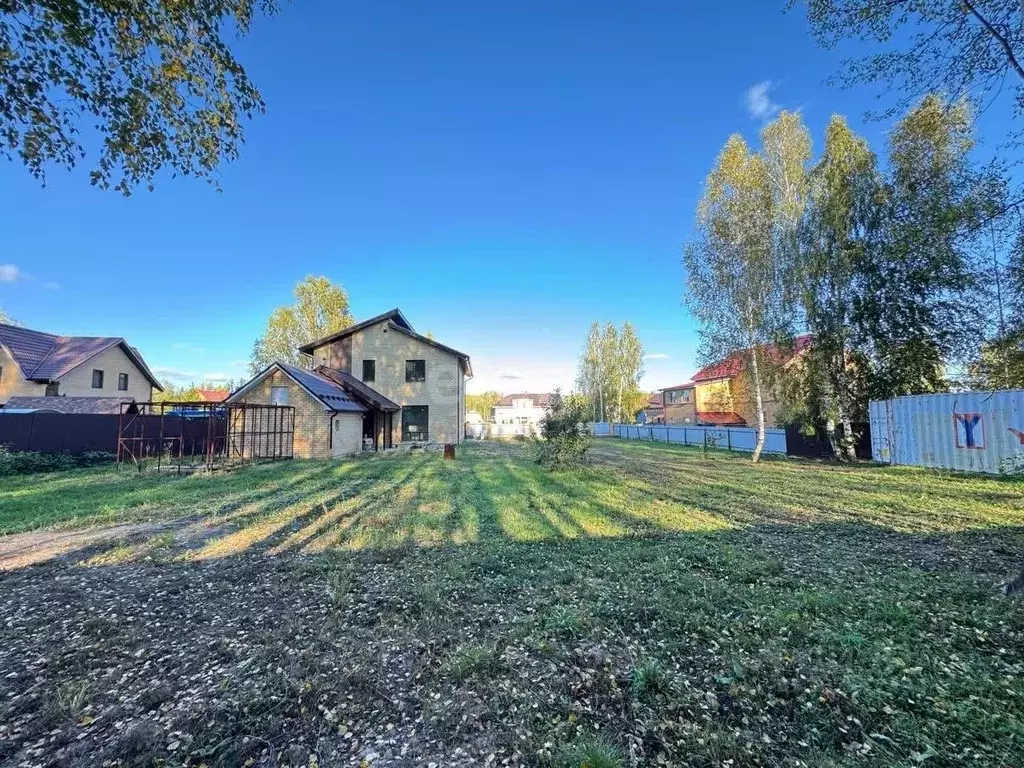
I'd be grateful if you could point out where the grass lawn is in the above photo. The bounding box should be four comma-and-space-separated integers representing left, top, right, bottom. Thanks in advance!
0, 440, 1022, 767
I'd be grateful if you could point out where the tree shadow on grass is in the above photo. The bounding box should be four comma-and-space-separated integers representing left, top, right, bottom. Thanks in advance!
7, 440, 1024, 574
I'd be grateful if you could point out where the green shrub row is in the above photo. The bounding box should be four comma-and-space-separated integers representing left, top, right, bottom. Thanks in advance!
0, 447, 116, 475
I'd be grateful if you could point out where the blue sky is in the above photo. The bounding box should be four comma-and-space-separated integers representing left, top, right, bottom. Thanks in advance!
0, 1, 1016, 394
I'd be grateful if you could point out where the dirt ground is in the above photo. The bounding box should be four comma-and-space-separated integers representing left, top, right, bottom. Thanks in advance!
2, 443, 1022, 768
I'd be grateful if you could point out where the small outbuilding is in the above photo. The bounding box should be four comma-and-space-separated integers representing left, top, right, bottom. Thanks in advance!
225, 362, 400, 459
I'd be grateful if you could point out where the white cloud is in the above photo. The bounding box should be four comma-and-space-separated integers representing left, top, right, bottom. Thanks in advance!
172, 342, 208, 353
0, 264, 58, 288
744, 80, 780, 120
201, 372, 233, 384
644, 353, 669, 360
153, 367, 197, 384
153, 367, 237, 385
497, 371, 524, 381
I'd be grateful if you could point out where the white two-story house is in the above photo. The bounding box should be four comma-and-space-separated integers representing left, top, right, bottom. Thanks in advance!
490, 393, 552, 437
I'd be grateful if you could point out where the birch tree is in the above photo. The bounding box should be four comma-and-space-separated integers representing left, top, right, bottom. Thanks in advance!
685, 111, 810, 461
576, 322, 609, 422
798, 116, 882, 459
853, 96, 1002, 398
576, 321, 646, 423
611, 322, 646, 422
250, 276, 354, 373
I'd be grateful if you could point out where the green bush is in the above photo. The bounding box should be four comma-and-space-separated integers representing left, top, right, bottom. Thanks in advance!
532, 390, 591, 468
0, 446, 115, 476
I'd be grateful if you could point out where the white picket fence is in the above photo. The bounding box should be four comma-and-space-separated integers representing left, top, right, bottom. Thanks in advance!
591, 422, 787, 455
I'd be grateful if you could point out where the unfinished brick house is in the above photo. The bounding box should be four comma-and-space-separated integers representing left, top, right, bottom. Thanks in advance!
226, 309, 471, 459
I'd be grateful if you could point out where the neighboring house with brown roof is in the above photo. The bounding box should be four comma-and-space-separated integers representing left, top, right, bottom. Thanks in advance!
0, 323, 162, 405
491, 393, 552, 436
226, 309, 471, 459
661, 335, 812, 428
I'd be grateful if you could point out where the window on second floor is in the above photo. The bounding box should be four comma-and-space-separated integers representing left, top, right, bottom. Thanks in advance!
91, 369, 104, 389
363, 359, 376, 382
117, 373, 129, 391
665, 389, 692, 405
405, 359, 426, 382
271, 386, 289, 405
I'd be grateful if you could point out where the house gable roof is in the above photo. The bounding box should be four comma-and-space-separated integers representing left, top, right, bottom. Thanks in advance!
296, 309, 414, 354
196, 388, 229, 402
494, 393, 553, 407
659, 382, 695, 392
0, 323, 164, 391
226, 362, 366, 412
384, 322, 473, 377
295, 309, 473, 377
690, 334, 813, 383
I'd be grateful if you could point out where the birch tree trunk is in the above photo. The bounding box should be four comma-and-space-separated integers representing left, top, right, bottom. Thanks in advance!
749, 347, 767, 463
834, 355, 858, 461
825, 413, 841, 458
616, 374, 624, 425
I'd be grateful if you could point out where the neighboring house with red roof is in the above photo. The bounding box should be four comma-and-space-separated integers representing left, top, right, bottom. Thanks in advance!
0, 323, 162, 406
195, 388, 229, 402
660, 335, 811, 428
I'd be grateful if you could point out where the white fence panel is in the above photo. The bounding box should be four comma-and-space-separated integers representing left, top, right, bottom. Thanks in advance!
869, 390, 1024, 474
488, 423, 539, 439
595, 422, 786, 455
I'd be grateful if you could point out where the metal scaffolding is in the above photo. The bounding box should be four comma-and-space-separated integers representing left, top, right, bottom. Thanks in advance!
117, 401, 295, 473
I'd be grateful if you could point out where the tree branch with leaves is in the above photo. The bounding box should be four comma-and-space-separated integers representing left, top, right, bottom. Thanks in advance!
1, 0, 277, 194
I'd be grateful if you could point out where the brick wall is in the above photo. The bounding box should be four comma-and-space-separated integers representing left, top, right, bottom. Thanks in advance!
313, 320, 467, 445
664, 401, 696, 424
233, 369, 332, 459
